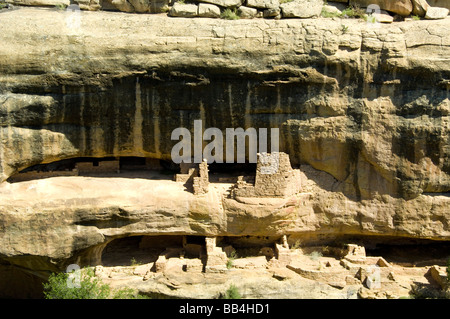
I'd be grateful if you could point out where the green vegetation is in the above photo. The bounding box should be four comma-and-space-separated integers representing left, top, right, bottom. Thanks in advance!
279, 0, 293, 3
409, 284, 448, 299
221, 8, 240, 20
290, 240, 302, 250
54, 3, 67, 10
412, 15, 421, 21
43, 267, 149, 299
130, 257, 142, 266
321, 8, 341, 18
341, 24, 349, 34
321, 4, 367, 20
219, 284, 241, 299
308, 251, 323, 261
226, 250, 237, 269
409, 259, 450, 299
341, 5, 366, 19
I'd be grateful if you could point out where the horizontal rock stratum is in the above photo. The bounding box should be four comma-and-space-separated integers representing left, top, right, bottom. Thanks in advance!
0, 8, 449, 298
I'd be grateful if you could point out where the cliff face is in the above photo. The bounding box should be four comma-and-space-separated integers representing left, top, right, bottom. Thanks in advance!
0, 8, 449, 297
1, 8, 449, 196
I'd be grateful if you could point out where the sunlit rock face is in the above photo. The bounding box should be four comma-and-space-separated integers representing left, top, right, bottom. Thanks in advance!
0, 8, 449, 298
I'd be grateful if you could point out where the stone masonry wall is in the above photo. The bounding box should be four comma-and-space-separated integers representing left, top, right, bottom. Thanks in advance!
233, 152, 301, 198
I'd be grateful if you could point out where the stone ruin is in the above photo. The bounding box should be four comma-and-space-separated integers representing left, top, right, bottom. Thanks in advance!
232, 152, 301, 198
76, 160, 120, 174
174, 152, 301, 198
174, 159, 209, 195
7, 157, 167, 183
149, 235, 295, 275
93, 234, 447, 299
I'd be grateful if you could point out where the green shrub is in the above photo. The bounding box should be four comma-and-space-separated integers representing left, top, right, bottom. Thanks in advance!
130, 258, 142, 267
321, 8, 341, 18
221, 8, 239, 20
43, 267, 149, 299
409, 283, 447, 299
341, 5, 366, 19
308, 251, 323, 261
226, 250, 237, 269
220, 284, 241, 299
54, 3, 67, 10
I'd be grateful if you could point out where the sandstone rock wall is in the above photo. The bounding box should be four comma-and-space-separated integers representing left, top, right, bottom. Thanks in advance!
0, 9, 448, 200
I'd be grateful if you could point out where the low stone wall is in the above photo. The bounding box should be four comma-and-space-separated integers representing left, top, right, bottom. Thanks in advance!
2, 0, 449, 19
76, 161, 120, 174
7, 169, 78, 182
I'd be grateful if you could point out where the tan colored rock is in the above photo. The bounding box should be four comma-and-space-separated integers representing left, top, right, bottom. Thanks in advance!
246, 0, 279, 9
411, 0, 430, 16
369, 9, 394, 23
133, 263, 152, 276
349, 0, 413, 16
198, 3, 220, 18
149, 0, 170, 13
0, 9, 449, 299
237, 5, 258, 18
168, 2, 198, 17
73, 0, 100, 10
110, 0, 134, 12
263, 7, 280, 17
425, 6, 449, 19
280, 0, 323, 18
128, 0, 150, 12
429, 265, 447, 289
197, 0, 242, 8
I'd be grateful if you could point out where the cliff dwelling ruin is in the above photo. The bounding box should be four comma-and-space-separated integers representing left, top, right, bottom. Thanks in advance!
0, 2, 449, 301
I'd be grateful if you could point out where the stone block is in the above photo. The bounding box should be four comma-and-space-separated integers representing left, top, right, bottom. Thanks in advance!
425, 6, 449, 19
168, 3, 198, 17
263, 7, 280, 17
150, 0, 170, 12
184, 258, 204, 272
429, 265, 447, 289
154, 255, 167, 272
280, 0, 323, 18
198, 3, 220, 17
129, 0, 150, 12
237, 5, 258, 18
411, 0, 430, 16
197, 0, 242, 8
246, 0, 279, 9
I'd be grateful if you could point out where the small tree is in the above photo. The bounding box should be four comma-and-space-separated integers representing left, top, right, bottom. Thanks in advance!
43, 268, 148, 299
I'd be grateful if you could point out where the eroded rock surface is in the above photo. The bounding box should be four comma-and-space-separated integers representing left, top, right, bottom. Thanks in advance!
0, 8, 449, 298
